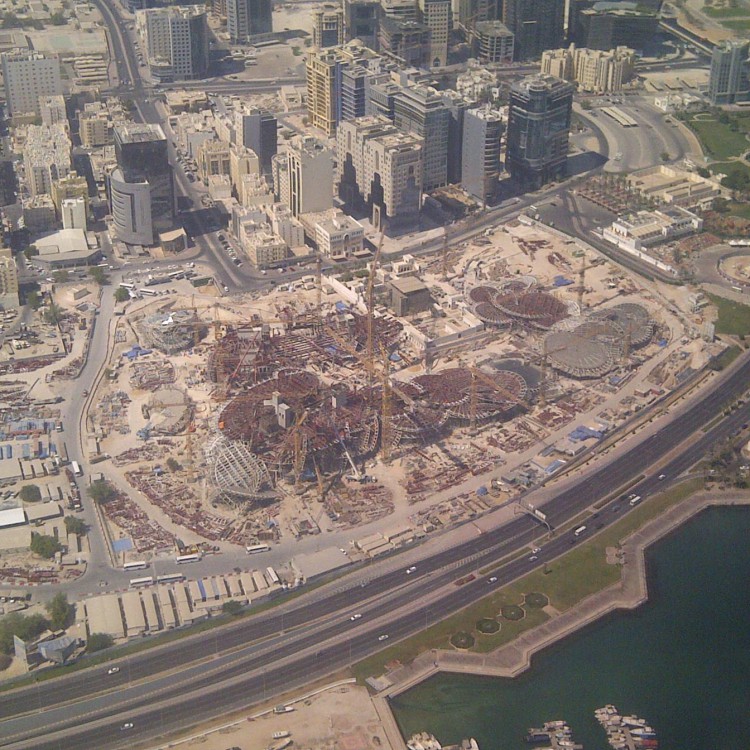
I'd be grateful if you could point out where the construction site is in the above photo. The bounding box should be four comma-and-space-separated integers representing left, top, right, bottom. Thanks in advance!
85, 217, 725, 562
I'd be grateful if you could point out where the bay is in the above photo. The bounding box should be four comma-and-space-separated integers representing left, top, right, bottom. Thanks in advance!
390, 507, 750, 749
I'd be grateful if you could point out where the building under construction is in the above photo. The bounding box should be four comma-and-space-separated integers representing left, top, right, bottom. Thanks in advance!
138, 309, 207, 354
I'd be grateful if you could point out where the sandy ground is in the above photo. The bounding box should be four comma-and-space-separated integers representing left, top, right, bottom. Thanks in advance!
156, 683, 393, 750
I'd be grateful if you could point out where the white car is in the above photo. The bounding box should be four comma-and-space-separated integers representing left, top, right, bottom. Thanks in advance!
378, 634, 389, 642
488, 577, 497, 583
120, 723, 134, 731
531, 547, 541, 554
349, 613, 362, 621
405, 566, 416, 574
107, 667, 120, 675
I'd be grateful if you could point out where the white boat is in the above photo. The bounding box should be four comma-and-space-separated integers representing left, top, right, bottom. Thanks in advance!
272, 731, 290, 739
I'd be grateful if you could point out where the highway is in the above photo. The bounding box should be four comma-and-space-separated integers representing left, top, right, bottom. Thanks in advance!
3, 349, 750, 748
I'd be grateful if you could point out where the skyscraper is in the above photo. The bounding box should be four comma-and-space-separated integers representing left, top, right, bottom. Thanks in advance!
708, 39, 750, 105
501, 0, 564, 61
461, 106, 504, 203
1, 49, 62, 117
418, 0, 451, 67
111, 123, 174, 244
313, 4, 345, 47
137, 5, 209, 82
239, 109, 277, 174
505, 74, 573, 190
344, 0, 381, 49
227, 0, 272, 41
283, 136, 334, 217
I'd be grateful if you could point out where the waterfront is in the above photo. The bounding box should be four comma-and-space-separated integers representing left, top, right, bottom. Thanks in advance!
391, 506, 750, 749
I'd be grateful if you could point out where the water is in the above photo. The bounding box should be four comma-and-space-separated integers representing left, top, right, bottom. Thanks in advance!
390, 507, 750, 749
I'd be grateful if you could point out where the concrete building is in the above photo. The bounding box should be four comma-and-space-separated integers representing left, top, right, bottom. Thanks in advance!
34, 228, 100, 269
137, 5, 209, 82
239, 220, 291, 268
461, 105, 504, 203
306, 48, 344, 136
283, 136, 335, 217
313, 209, 365, 258
541, 44, 636, 93
229, 144, 260, 192
197, 139, 232, 182
24, 123, 72, 197
394, 83, 451, 191
1, 49, 62, 117
502, 0, 564, 61
506, 74, 573, 190
418, 0, 450, 67
112, 122, 173, 244
238, 109, 277, 174
61, 196, 87, 230
314, 4, 345, 48
625, 165, 723, 212
570, 2, 656, 52
382, 0, 419, 22
603, 206, 703, 252
227, 0, 272, 42
708, 39, 750, 106
79, 104, 111, 147
337, 115, 422, 228
474, 21, 514, 64
0, 247, 19, 310
344, 0, 380, 49
51, 173, 90, 217
379, 17, 430, 67
267, 202, 306, 247
22, 195, 57, 234
389, 275, 431, 315
39, 95, 67, 128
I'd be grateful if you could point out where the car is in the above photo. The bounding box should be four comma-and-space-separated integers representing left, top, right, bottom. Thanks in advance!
531, 547, 541, 554
223, 284, 229, 292
405, 566, 416, 574
378, 634, 389, 641
488, 576, 497, 583
218, 234, 225, 241
350, 613, 362, 621
529, 555, 538, 562
658, 474, 666, 480
120, 723, 134, 731
107, 667, 120, 675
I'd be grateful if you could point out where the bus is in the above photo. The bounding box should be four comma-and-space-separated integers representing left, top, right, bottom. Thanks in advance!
176, 553, 201, 564
573, 525, 587, 537
140, 289, 159, 297
156, 573, 185, 584
123, 561, 149, 571
119, 282, 135, 290
168, 271, 184, 280
71, 461, 83, 477
129, 576, 154, 588
246, 543, 270, 555
266, 566, 279, 585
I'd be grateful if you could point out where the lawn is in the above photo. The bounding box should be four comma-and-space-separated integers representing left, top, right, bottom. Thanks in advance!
723, 18, 750, 28
707, 293, 750, 336
352, 478, 703, 683
686, 115, 750, 160
703, 5, 750, 16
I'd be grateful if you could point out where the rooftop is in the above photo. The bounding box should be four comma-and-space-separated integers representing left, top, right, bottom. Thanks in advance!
115, 122, 166, 144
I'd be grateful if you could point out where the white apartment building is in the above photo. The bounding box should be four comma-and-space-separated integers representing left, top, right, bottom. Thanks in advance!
313, 210, 364, 259
418, 0, 450, 67
541, 44, 636, 94
24, 123, 72, 197
0, 247, 19, 310
267, 203, 305, 247
109, 167, 153, 246
280, 136, 334, 217
61, 196, 87, 230
40, 95, 67, 128
2, 49, 62, 117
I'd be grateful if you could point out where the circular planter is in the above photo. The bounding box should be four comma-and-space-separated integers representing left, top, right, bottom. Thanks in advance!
450, 631, 475, 649
476, 618, 500, 634
500, 604, 525, 621
524, 592, 549, 609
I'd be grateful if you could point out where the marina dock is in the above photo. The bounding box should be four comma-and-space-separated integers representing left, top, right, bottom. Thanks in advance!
595, 705, 658, 750
525, 720, 582, 750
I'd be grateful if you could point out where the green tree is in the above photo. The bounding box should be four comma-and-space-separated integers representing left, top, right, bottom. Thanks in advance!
64, 516, 88, 536
88, 479, 117, 505
86, 633, 114, 652
221, 600, 243, 615
25, 290, 41, 310
88, 266, 108, 286
713, 196, 730, 213
43, 303, 63, 326
697, 167, 711, 178
52, 270, 69, 283
722, 169, 750, 192
660, 151, 670, 162
0, 612, 49, 654
23, 245, 39, 260
19, 484, 42, 503
114, 286, 130, 302
45, 593, 72, 630
165, 457, 181, 472
30, 533, 62, 559
49, 10, 66, 24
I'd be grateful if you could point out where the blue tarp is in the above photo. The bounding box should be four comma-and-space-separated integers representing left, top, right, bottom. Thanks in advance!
545, 459, 567, 475
568, 426, 604, 442
476, 486, 488, 496
553, 275, 574, 287
112, 538, 133, 553
335, 302, 348, 312
197, 579, 207, 600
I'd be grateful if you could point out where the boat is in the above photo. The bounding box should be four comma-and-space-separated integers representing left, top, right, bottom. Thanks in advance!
407, 732, 442, 750
272, 731, 290, 739
525, 732, 550, 743
543, 721, 568, 730
273, 705, 294, 714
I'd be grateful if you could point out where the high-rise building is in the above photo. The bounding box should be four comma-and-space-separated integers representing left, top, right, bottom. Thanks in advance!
570, 1, 656, 52
337, 115, 423, 228
39, 95, 67, 128
461, 105, 504, 203
501, 0, 564, 61
137, 5, 209, 82
0, 247, 19, 311
381, 0, 418, 22
51, 173, 89, 218
394, 84, 451, 191
313, 4, 345, 47
541, 44, 636, 93
24, 123, 72, 197
472, 21, 514, 63
227, 0, 272, 41
708, 39, 750, 106
61, 196, 87, 230
344, 0, 381, 48
418, 0, 451, 67
111, 122, 174, 244
379, 17, 430, 66
1, 49, 62, 117
281, 136, 334, 217
239, 109, 277, 174
442, 90, 471, 185
505, 74, 573, 190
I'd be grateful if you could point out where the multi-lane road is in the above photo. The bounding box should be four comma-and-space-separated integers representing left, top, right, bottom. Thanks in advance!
3, 347, 750, 749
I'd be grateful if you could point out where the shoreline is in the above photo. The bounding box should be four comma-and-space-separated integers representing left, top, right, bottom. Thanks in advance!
371, 490, 750, 749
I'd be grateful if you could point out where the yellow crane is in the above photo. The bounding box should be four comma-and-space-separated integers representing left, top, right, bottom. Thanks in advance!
365, 231, 386, 385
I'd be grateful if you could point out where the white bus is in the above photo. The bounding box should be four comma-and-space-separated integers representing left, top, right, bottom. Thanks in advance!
71, 460, 83, 477
246, 543, 270, 555
129, 576, 154, 588
123, 561, 149, 571
573, 525, 587, 537
176, 553, 201, 564
265, 566, 279, 585
140, 288, 159, 297
119, 282, 135, 290
157, 573, 185, 584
